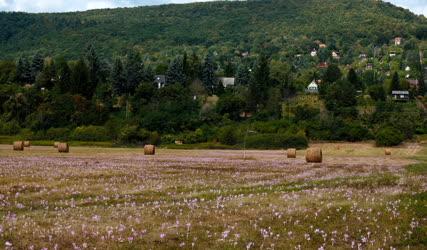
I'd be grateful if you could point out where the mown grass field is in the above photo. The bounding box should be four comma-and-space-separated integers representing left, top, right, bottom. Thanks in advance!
0, 142, 426, 249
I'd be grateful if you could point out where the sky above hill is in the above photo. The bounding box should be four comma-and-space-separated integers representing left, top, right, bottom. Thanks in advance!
0, 0, 426, 16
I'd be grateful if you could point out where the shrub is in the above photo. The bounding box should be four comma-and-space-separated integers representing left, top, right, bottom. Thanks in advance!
375, 127, 404, 146
118, 125, 140, 144
71, 126, 110, 141
245, 131, 308, 149
337, 122, 371, 142
45, 127, 70, 141
219, 126, 239, 145
18, 128, 34, 140
181, 128, 206, 144
0, 120, 21, 135
160, 134, 175, 145
149, 131, 161, 145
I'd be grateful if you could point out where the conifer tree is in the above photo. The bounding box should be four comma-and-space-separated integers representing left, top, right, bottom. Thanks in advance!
85, 44, 101, 97
112, 58, 126, 96
201, 54, 216, 95
391, 72, 401, 92
30, 52, 44, 83
166, 56, 186, 86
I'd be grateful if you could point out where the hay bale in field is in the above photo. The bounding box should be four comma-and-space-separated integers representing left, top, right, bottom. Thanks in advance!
144, 145, 156, 155
58, 143, 69, 153
385, 149, 391, 156
13, 141, 24, 151
24, 141, 31, 147
54, 142, 60, 148
306, 148, 322, 163
287, 148, 297, 158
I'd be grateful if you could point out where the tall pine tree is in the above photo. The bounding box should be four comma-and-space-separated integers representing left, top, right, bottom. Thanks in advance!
201, 54, 216, 95
166, 56, 186, 86
347, 68, 362, 90
248, 54, 270, 111
235, 64, 250, 86
124, 50, 144, 95
30, 52, 44, 83
85, 44, 101, 98
112, 58, 127, 96
16, 57, 31, 84
391, 72, 401, 92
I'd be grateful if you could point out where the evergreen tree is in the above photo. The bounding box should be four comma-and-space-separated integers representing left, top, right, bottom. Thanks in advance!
124, 50, 144, 94
391, 72, 401, 92
235, 64, 250, 86
166, 56, 186, 86
419, 70, 425, 96
142, 65, 155, 83
324, 80, 358, 118
36, 59, 56, 89
55, 58, 71, 93
70, 58, 89, 95
112, 58, 127, 96
188, 51, 201, 79
183, 52, 190, 78
16, 57, 31, 84
323, 64, 342, 84
347, 68, 362, 90
224, 61, 235, 77
85, 44, 101, 97
30, 52, 44, 83
248, 54, 270, 111
201, 54, 216, 94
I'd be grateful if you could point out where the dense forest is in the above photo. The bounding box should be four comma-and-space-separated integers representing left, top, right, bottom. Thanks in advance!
0, 0, 427, 59
0, 0, 426, 148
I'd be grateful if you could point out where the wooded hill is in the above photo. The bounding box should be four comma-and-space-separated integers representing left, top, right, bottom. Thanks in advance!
0, 0, 426, 59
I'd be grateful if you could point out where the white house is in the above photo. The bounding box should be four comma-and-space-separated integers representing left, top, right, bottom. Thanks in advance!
306, 80, 319, 94
154, 75, 166, 89
332, 51, 340, 60
310, 49, 317, 57
218, 77, 235, 88
405, 66, 411, 72
394, 37, 402, 46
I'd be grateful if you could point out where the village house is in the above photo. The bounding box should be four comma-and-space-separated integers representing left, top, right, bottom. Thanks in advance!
306, 80, 319, 94
332, 51, 340, 60
392, 90, 410, 102
218, 77, 235, 88
310, 49, 317, 57
394, 37, 402, 46
407, 79, 419, 89
366, 63, 373, 70
154, 75, 166, 89
318, 62, 328, 69
319, 43, 327, 49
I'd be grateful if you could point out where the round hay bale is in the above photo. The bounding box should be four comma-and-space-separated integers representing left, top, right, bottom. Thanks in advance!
54, 142, 60, 148
144, 145, 156, 155
58, 143, 69, 153
306, 148, 322, 163
24, 141, 31, 147
385, 149, 391, 156
13, 141, 24, 151
287, 148, 297, 158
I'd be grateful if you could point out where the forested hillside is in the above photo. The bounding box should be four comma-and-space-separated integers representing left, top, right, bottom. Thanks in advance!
0, 0, 426, 148
0, 0, 426, 59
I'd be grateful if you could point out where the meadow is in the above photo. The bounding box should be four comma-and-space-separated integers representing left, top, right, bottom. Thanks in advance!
0, 142, 426, 249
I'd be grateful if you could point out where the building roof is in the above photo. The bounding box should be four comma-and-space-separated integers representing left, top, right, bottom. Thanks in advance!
218, 77, 235, 87
308, 80, 318, 88
392, 90, 409, 95
154, 75, 166, 83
